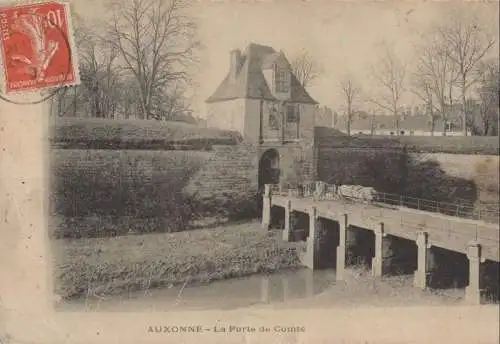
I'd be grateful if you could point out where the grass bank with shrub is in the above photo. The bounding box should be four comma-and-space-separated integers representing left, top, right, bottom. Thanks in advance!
50, 149, 211, 237
52, 222, 302, 300
51, 117, 242, 150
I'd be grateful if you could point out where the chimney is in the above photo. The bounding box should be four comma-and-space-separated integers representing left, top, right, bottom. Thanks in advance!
229, 49, 241, 81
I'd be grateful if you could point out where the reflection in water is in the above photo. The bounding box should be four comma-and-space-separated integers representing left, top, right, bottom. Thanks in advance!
260, 269, 332, 304
58, 268, 337, 312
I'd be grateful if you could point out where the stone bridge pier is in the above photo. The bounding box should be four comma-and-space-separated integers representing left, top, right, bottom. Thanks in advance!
300, 207, 339, 270
261, 186, 499, 304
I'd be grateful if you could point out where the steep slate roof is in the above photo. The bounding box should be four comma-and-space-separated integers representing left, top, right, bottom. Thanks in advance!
290, 73, 317, 104
206, 43, 317, 104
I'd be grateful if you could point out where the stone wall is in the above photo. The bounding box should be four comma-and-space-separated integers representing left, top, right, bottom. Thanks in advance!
314, 126, 405, 193
184, 144, 260, 198
313, 127, 498, 215
259, 141, 315, 187
184, 141, 316, 198
183, 141, 314, 219
316, 146, 497, 221
317, 146, 406, 195
183, 144, 261, 220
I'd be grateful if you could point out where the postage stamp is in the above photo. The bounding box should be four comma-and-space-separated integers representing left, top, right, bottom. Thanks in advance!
0, 0, 79, 94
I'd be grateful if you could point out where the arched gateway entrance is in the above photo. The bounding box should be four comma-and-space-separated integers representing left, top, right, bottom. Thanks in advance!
258, 148, 282, 227
258, 148, 280, 192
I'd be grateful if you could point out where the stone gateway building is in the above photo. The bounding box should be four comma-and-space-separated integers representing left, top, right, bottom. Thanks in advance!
206, 43, 318, 144
204, 43, 321, 191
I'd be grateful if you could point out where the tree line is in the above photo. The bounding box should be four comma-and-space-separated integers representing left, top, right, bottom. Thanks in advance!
51, 0, 200, 122
338, 7, 498, 136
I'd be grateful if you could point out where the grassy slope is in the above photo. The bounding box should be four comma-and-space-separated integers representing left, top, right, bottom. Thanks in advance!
314, 126, 500, 155
52, 222, 302, 299
51, 117, 242, 145
50, 149, 213, 237
396, 135, 500, 155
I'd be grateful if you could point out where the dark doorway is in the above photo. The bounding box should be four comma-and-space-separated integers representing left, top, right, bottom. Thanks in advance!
258, 149, 280, 192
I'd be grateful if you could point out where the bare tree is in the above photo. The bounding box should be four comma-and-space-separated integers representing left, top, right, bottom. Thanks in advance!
369, 42, 406, 135
340, 78, 360, 136
50, 87, 76, 117
149, 83, 192, 120
413, 35, 460, 136
436, 10, 496, 135
106, 0, 199, 119
76, 24, 122, 119
472, 59, 500, 135
290, 50, 321, 89
411, 74, 437, 135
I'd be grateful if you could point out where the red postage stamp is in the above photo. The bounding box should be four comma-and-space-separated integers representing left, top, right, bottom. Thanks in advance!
0, 0, 79, 94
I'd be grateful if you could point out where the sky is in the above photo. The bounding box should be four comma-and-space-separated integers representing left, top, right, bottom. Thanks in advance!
73, 0, 499, 118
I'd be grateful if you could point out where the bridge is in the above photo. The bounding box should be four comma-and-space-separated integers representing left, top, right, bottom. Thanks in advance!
261, 182, 500, 304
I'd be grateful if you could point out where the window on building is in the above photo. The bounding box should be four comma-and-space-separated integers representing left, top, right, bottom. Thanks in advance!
286, 105, 299, 123
400, 130, 405, 135
275, 67, 290, 93
445, 122, 455, 132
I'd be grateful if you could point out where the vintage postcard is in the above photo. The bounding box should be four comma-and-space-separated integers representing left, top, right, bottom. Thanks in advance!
0, 0, 499, 343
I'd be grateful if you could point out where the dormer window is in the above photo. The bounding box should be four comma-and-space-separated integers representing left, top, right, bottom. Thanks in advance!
274, 65, 290, 93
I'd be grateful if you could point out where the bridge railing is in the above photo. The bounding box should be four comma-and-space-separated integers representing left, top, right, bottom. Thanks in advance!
267, 182, 500, 224
354, 206, 500, 246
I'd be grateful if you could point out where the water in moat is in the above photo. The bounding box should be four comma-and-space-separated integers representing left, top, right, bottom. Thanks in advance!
57, 266, 474, 312
57, 268, 335, 312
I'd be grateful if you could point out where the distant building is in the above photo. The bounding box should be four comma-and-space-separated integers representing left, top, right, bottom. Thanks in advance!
205, 43, 319, 144
334, 109, 471, 136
